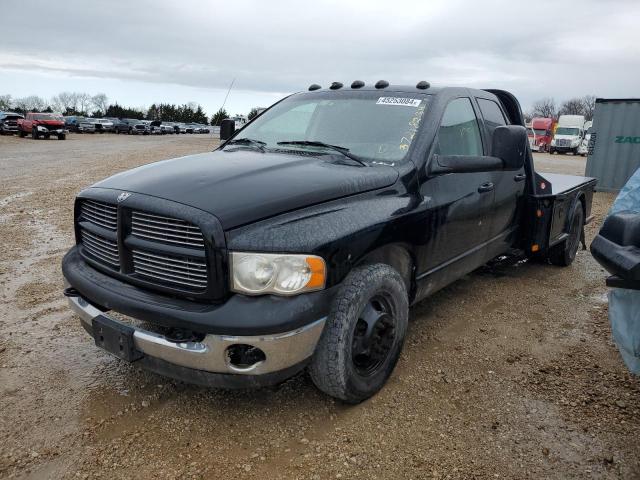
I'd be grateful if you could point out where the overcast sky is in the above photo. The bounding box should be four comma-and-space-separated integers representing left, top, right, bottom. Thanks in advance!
1, 0, 639, 117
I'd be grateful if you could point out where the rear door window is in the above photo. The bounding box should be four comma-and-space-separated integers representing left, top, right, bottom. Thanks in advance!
435, 97, 483, 156
477, 98, 507, 134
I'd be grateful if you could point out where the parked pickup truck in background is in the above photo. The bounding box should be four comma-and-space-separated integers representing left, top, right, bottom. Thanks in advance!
18, 112, 67, 140
65, 116, 97, 133
0, 111, 24, 134
62, 82, 596, 403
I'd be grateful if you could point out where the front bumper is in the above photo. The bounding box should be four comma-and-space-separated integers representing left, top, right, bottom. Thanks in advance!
62, 247, 334, 386
550, 144, 578, 152
67, 291, 324, 379
37, 126, 67, 135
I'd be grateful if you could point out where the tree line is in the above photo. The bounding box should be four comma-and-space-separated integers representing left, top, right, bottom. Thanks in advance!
526, 95, 596, 122
0, 92, 235, 125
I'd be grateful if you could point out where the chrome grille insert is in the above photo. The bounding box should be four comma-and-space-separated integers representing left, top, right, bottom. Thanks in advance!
131, 211, 204, 248
80, 199, 117, 230
132, 249, 207, 290
80, 229, 119, 268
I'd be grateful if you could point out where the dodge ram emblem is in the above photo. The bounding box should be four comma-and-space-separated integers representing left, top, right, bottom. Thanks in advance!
117, 192, 131, 203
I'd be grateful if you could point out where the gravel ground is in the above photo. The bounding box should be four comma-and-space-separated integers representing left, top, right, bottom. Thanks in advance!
0, 136, 638, 480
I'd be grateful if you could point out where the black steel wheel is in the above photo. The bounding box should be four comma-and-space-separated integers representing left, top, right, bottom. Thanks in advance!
351, 295, 397, 377
309, 263, 409, 403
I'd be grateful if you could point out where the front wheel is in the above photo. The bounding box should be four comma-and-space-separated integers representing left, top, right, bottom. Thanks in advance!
58, 134, 66, 140
309, 264, 409, 403
549, 202, 584, 266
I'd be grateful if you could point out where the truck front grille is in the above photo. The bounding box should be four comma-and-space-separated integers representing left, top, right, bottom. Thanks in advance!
80, 199, 117, 230
132, 211, 204, 248
132, 249, 207, 290
80, 229, 120, 269
556, 139, 571, 147
77, 198, 212, 295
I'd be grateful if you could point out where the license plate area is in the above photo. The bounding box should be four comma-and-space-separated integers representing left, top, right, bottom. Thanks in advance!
92, 315, 143, 362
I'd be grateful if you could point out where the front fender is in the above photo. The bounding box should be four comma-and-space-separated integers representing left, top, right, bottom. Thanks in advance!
226, 189, 421, 288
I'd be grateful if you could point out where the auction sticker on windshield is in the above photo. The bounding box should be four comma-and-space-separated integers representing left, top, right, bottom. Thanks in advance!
376, 97, 422, 107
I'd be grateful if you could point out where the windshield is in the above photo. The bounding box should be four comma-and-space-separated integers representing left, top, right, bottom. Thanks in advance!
232, 91, 430, 164
33, 114, 63, 121
556, 127, 580, 136
532, 129, 547, 136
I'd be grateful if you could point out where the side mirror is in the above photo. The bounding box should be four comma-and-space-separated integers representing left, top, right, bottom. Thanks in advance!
492, 125, 527, 169
220, 119, 235, 140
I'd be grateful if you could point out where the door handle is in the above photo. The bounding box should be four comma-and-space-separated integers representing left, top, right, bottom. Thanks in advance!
514, 173, 527, 182
478, 182, 494, 193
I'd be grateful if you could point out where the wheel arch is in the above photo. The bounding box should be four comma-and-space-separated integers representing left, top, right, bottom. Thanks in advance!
354, 243, 415, 301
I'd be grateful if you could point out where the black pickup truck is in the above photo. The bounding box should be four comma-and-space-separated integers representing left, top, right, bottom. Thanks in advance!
62, 81, 596, 403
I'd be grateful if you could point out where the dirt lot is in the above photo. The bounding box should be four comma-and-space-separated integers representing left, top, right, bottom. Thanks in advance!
0, 135, 638, 479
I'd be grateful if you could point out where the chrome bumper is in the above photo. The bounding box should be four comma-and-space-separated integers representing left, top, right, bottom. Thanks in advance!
67, 294, 325, 375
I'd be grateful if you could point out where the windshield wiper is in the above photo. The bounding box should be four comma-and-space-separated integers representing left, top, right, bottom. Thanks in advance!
226, 138, 266, 151
277, 141, 367, 166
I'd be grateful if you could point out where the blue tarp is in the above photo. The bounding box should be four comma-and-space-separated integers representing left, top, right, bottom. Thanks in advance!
608, 167, 640, 374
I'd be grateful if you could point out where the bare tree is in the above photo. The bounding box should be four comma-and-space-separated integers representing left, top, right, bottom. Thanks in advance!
0, 94, 12, 111
77, 93, 92, 115
14, 95, 48, 112
580, 95, 596, 121
92, 93, 109, 114
531, 98, 557, 119
559, 98, 586, 117
51, 91, 79, 114
187, 101, 198, 113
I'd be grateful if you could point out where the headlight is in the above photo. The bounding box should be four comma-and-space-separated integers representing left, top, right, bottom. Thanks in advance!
551, 139, 556, 146
231, 252, 326, 296
37, 125, 47, 131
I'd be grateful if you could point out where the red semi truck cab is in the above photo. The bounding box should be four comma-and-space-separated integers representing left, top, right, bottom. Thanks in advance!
527, 117, 555, 152
18, 112, 67, 140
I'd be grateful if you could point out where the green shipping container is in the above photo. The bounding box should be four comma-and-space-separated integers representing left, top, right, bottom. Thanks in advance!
586, 98, 640, 192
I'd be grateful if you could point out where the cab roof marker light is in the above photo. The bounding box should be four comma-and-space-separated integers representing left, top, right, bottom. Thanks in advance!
329, 82, 343, 90
351, 80, 365, 89
375, 80, 389, 89
416, 81, 430, 89
308, 84, 321, 91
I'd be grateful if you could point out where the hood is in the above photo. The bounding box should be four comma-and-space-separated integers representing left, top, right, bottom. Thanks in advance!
93, 149, 399, 229
35, 119, 64, 126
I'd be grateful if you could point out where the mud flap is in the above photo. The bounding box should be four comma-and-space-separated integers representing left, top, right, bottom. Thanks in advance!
92, 315, 143, 362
